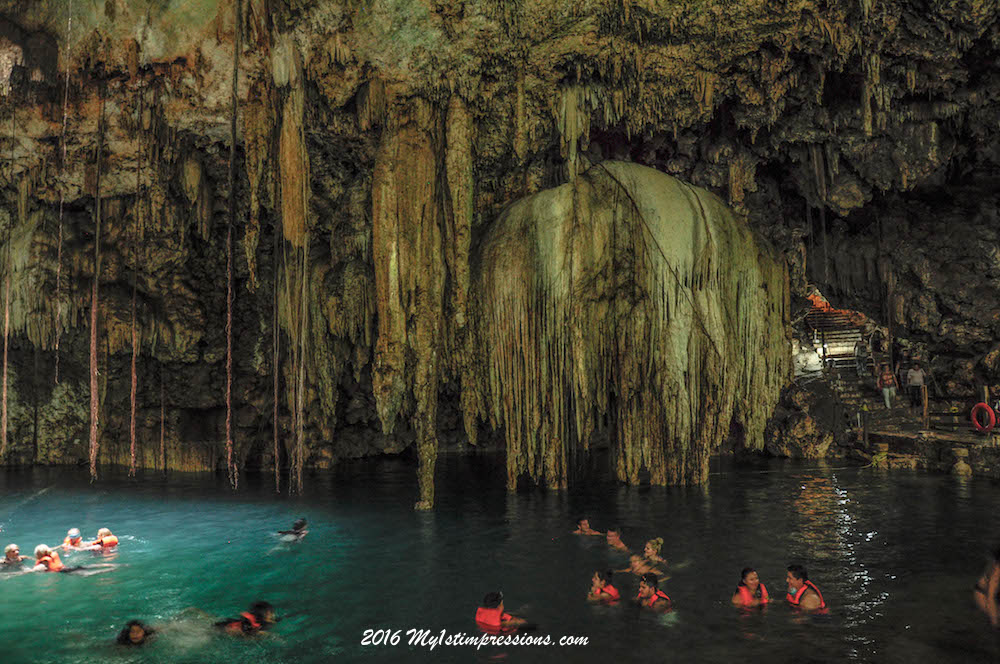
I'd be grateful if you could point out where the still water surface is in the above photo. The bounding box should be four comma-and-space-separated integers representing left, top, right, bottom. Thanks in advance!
1, 457, 999, 663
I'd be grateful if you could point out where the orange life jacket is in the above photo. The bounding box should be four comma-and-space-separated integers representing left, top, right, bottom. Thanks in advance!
787, 580, 826, 610
37, 551, 64, 572
736, 582, 769, 607
599, 584, 620, 601
63, 536, 82, 548
222, 611, 262, 634
475, 607, 513, 633
92, 535, 118, 548
637, 589, 670, 608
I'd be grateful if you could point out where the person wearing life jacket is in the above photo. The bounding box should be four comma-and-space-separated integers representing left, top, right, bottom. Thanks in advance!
635, 573, 671, 613
475, 591, 527, 634
731, 567, 769, 608
786, 564, 826, 612
33, 544, 66, 572
89, 528, 119, 549
215, 601, 277, 635
606, 526, 629, 552
2, 543, 28, 568
62, 528, 86, 550
116, 620, 156, 646
587, 570, 621, 603
573, 517, 603, 536
974, 545, 1000, 627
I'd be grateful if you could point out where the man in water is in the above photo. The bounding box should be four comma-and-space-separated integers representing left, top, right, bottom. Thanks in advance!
786, 564, 826, 612
278, 518, 308, 543
32, 544, 66, 572
572, 518, 602, 536
475, 591, 528, 634
587, 570, 620, 602
62, 528, 86, 550
635, 573, 671, 612
215, 601, 278, 635
2, 543, 28, 567
606, 526, 629, 552
89, 528, 119, 549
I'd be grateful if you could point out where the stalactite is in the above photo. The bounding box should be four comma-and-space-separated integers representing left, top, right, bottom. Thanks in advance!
159, 374, 166, 474
89, 93, 105, 482
272, 218, 281, 493
54, 0, 73, 385
294, 238, 308, 495
225, 0, 242, 490
1, 108, 12, 461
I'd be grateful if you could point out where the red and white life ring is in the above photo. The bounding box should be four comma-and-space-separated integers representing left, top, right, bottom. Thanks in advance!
971, 402, 996, 433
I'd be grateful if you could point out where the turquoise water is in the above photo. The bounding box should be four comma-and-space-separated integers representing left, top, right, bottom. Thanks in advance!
1, 458, 1000, 663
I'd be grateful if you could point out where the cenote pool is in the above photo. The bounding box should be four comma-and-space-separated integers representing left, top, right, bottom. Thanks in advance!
1, 457, 999, 663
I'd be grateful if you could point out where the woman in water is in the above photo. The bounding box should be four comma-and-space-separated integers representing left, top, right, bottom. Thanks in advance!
117, 620, 155, 646
731, 567, 769, 608
619, 538, 667, 577
974, 546, 1000, 627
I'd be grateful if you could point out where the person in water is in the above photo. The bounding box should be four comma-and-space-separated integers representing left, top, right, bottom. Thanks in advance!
974, 546, 1000, 627
619, 538, 667, 577
732, 567, 769, 608
117, 620, 155, 646
33, 544, 66, 572
89, 528, 119, 549
635, 573, 671, 613
587, 570, 620, 603
573, 518, 602, 536
215, 601, 277, 635
278, 518, 309, 542
786, 564, 826, 612
62, 528, 86, 551
475, 591, 528, 634
2, 543, 28, 567
606, 526, 628, 552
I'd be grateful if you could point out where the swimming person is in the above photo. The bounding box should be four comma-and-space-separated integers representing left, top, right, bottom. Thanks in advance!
215, 601, 277, 635
117, 620, 156, 646
619, 538, 668, 577
786, 564, 826, 612
731, 567, 769, 608
587, 570, 620, 603
573, 518, 602, 536
2, 543, 28, 567
88, 528, 119, 549
62, 528, 86, 551
278, 518, 309, 543
475, 591, 528, 634
974, 546, 1000, 627
635, 573, 671, 612
606, 526, 629, 552
32, 544, 66, 572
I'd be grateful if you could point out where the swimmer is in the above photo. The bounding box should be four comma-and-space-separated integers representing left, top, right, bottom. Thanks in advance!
117, 620, 155, 646
32, 544, 66, 572
2, 543, 28, 567
606, 526, 629, 552
88, 528, 119, 549
587, 570, 620, 603
475, 591, 528, 634
785, 564, 826, 612
278, 518, 308, 543
215, 601, 278, 635
62, 528, 86, 551
974, 546, 1000, 627
634, 573, 671, 613
573, 518, 602, 536
731, 567, 769, 608
618, 538, 667, 577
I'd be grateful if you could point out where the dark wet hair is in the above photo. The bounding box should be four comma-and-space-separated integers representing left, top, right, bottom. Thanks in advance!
596, 570, 613, 584
250, 601, 275, 623
739, 567, 757, 586
576, 517, 587, 526
116, 620, 153, 646
292, 518, 307, 531
483, 591, 503, 608
606, 525, 622, 535
639, 573, 659, 589
787, 564, 808, 581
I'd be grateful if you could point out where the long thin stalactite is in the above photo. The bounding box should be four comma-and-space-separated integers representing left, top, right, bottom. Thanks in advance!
1, 107, 12, 461
272, 215, 281, 493
88, 93, 105, 482
129, 87, 144, 477
224, 0, 242, 490
54, 0, 73, 385
160, 373, 166, 474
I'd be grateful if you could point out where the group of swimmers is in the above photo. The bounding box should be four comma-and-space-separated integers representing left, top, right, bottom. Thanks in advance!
477, 517, 829, 631
2, 527, 119, 573
2, 518, 307, 647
